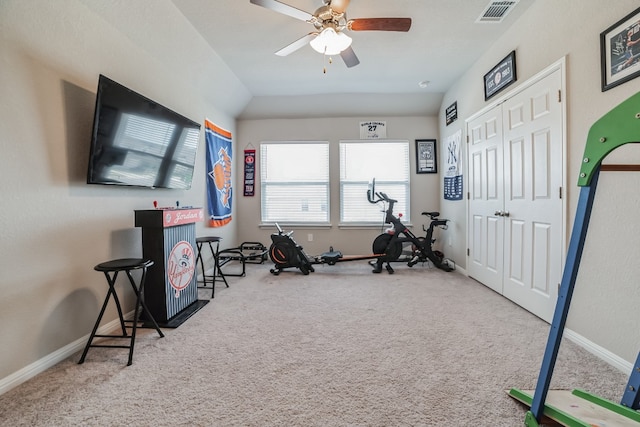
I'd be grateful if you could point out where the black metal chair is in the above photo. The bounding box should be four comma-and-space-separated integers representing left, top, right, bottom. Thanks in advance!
78, 258, 164, 366
195, 236, 229, 298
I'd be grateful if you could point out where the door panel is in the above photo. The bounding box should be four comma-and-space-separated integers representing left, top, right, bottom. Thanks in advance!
532, 222, 551, 294
510, 137, 525, 199
508, 218, 525, 283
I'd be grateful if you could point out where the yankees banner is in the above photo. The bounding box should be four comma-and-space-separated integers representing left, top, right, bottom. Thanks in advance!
444, 130, 463, 201
205, 119, 232, 227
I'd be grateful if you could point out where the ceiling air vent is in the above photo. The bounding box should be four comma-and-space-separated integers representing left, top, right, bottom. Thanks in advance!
475, 0, 519, 23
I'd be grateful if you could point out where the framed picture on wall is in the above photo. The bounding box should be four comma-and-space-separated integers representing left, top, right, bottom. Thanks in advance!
600, 6, 640, 91
483, 50, 517, 100
416, 139, 437, 174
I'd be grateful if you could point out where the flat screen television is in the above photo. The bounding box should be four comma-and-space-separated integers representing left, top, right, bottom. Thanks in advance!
87, 75, 201, 189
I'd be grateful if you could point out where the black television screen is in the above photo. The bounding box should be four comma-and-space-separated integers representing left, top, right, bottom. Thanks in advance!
87, 75, 201, 189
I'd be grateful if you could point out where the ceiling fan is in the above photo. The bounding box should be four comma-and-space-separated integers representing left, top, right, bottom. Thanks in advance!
249, 0, 412, 68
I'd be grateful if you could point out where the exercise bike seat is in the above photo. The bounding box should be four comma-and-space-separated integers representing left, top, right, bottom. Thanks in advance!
421, 211, 440, 218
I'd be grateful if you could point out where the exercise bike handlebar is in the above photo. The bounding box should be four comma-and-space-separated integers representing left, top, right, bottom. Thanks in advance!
367, 179, 397, 205
426, 219, 449, 230
368, 179, 447, 227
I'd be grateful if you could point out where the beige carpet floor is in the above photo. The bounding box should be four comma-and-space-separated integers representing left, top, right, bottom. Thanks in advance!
0, 261, 629, 426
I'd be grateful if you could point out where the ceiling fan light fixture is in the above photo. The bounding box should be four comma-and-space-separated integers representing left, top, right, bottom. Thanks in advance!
310, 27, 352, 55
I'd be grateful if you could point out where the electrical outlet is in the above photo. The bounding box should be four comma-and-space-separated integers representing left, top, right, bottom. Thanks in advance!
308, 233, 313, 242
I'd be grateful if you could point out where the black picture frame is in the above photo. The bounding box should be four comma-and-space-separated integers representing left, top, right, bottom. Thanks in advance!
445, 101, 458, 126
483, 50, 517, 100
600, 7, 640, 92
416, 139, 437, 174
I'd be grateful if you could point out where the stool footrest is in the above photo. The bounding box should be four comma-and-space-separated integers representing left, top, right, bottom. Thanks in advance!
92, 334, 130, 338
88, 344, 133, 349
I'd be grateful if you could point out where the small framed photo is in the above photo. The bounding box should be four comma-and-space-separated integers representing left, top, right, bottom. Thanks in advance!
600, 7, 640, 91
483, 50, 517, 100
416, 139, 437, 174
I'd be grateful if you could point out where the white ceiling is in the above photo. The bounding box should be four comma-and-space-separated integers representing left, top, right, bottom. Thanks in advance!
172, 0, 536, 119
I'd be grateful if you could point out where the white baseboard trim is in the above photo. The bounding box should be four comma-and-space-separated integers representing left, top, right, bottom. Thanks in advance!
451, 265, 467, 276
0, 314, 131, 396
564, 328, 633, 374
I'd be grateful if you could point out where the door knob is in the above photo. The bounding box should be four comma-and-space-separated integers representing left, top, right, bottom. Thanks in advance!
494, 210, 503, 216
503, 211, 510, 217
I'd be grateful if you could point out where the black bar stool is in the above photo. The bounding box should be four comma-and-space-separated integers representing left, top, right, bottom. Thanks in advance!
196, 236, 229, 298
78, 258, 164, 366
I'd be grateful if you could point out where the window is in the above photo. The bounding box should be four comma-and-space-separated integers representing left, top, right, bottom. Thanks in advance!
339, 140, 410, 224
260, 141, 330, 224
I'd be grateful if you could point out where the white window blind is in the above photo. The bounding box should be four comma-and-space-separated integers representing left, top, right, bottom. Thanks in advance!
340, 140, 410, 224
260, 141, 330, 223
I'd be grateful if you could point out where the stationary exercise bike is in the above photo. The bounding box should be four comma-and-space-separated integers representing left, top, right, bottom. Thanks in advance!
367, 183, 454, 273
268, 180, 454, 275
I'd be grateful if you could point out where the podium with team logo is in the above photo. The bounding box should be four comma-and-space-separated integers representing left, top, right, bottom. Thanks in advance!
134, 208, 208, 327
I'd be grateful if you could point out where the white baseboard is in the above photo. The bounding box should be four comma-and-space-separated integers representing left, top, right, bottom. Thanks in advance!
564, 328, 633, 374
451, 265, 467, 276
0, 314, 131, 396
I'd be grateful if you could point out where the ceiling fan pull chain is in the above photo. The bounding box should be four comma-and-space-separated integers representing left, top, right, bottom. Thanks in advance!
323, 47, 328, 74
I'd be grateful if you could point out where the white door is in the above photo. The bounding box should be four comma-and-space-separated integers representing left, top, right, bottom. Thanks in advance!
501, 70, 563, 322
467, 67, 564, 322
467, 107, 504, 294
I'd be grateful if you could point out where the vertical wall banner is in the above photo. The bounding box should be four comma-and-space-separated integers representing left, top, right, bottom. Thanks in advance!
205, 119, 233, 227
243, 148, 256, 196
445, 102, 458, 126
444, 130, 463, 201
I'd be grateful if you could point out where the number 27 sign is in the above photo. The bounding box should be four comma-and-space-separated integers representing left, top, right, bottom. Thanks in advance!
360, 121, 387, 139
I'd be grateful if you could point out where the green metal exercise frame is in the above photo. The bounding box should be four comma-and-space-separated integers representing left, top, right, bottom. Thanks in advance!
511, 91, 640, 426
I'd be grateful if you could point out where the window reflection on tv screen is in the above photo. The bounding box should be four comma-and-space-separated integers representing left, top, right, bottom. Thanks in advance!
87, 75, 200, 189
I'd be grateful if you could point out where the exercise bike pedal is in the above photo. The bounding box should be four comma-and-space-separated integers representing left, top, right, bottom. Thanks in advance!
385, 264, 394, 274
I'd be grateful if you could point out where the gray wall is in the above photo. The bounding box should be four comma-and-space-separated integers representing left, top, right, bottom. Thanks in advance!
0, 0, 249, 386
438, 0, 640, 365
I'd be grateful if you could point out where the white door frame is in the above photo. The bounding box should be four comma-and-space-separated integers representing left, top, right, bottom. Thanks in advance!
465, 57, 568, 319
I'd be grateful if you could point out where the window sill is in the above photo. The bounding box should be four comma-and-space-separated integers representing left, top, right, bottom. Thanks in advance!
259, 223, 332, 229
338, 222, 413, 229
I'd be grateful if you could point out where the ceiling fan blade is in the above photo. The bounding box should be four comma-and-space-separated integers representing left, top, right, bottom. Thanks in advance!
329, 0, 350, 14
340, 46, 360, 68
348, 17, 412, 32
249, 0, 313, 22
275, 33, 316, 56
